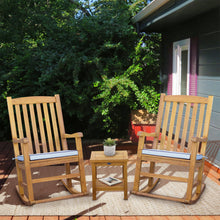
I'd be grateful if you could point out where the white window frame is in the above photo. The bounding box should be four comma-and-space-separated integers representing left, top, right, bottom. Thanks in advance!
172, 38, 190, 95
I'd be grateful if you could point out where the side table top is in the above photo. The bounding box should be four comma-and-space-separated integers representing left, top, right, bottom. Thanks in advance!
90, 150, 128, 162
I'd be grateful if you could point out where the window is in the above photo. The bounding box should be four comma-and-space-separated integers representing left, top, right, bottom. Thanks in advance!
167, 37, 197, 96
172, 39, 190, 95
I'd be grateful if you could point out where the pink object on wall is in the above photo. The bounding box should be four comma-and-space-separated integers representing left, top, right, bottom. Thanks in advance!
189, 37, 198, 96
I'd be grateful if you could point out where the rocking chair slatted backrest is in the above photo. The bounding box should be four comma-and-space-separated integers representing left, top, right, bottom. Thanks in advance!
132, 93, 213, 204
7, 95, 68, 157
152, 94, 213, 155
7, 94, 88, 205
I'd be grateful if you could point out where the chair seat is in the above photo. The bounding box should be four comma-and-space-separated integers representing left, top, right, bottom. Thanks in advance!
142, 149, 203, 160
17, 150, 78, 161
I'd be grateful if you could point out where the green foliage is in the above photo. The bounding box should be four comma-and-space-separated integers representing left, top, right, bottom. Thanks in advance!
127, 0, 149, 17
103, 138, 116, 146
0, 0, 161, 140
92, 34, 161, 137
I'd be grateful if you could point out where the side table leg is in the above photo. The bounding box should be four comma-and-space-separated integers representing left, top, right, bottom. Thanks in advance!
92, 164, 97, 200
123, 163, 128, 200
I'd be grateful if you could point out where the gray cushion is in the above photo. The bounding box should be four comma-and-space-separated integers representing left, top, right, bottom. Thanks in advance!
142, 149, 203, 160
16, 150, 78, 161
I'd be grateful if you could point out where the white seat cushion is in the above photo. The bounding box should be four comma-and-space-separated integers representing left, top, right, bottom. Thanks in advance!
16, 150, 78, 161
142, 149, 203, 160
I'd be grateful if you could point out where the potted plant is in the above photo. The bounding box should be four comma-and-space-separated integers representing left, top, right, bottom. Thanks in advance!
129, 84, 160, 143
103, 138, 116, 156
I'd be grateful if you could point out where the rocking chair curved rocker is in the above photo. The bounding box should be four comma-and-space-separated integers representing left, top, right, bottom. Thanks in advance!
7, 94, 88, 205
132, 93, 213, 204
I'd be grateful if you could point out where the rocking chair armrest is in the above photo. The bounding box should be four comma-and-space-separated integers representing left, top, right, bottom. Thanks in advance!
13, 138, 29, 144
13, 138, 30, 162
63, 132, 83, 139
137, 131, 158, 138
191, 137, 208, 143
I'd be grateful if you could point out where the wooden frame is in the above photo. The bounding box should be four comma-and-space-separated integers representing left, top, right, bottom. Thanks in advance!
132, 93, 213, 204
7, 94, 88, 205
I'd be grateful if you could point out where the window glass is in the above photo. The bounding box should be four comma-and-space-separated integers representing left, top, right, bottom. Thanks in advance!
181, 50, 188, 95
172, 39, 190, 95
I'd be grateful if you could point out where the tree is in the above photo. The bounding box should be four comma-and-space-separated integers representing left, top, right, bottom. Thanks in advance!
0, 0, 161, 140
91, 33, 161, 138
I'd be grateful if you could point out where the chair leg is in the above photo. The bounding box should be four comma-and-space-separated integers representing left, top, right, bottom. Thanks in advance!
132, 158, 142, 192
16, 162, 34, 205
65, 163, 72, 188
25, 165, 34, 205
148, 162, 155, 187
190, 162, 206, 204
185, 165, 196, 203
195, 162, 205, 194
16, 164, 25, 196
78, 159, 87, 194
141, 161, 159, 193
62, 162, 87, 195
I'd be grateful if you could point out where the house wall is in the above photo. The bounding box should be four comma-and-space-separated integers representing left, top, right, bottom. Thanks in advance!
198, 30, 220, 141
161, 8, 220, 166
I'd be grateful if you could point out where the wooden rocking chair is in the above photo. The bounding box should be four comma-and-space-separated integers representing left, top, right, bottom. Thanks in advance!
132, 93, 213, 204
7, 94, 88, 205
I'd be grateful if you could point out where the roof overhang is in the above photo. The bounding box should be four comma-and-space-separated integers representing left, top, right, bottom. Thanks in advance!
132, 0, 220, 32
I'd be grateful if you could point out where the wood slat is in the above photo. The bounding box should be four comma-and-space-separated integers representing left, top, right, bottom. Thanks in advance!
43, 216, 59, 220
167, 217, 184, 220
36, 103, 47, 152
187, 103, 198, 152
11, 216, 28, 220
153, 93, 165, 149
121, 216, 137, 220
55, 94, 68, 150
33, 192, 85, 205
180, 103, 191, 151
0, 217, 12, 220
167, 102, 177, 150
134, 191, 186, 203
165, 95, 209, 103
22, 104, 33, 154
197, 103, 205, 144
89, 217, 106, 220
43, 103, 54, 152
7, 97, 20, 157
173, 102, 184, 150
59, 217, 70, 220
49, 102, 61, 151
136, 217, 154, 220
28, 217, 44, 220
32, 173, 80, 184
29, 104, 40, 153
11, 96, 56, 105
140, 171, 188, 182
160, 101, 170, 149
75, 217, 90, 220
15, 105, 24, 155
105, 217, 121, 220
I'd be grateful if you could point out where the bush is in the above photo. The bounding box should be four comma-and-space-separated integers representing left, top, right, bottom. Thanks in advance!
0, 0, 161, 140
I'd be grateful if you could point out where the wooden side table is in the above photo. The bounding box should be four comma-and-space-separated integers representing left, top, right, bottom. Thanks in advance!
90, 150, 128, 200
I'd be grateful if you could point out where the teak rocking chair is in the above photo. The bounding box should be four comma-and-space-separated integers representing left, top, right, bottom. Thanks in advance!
7, 94, 88, 205
132, 93, 213, 204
